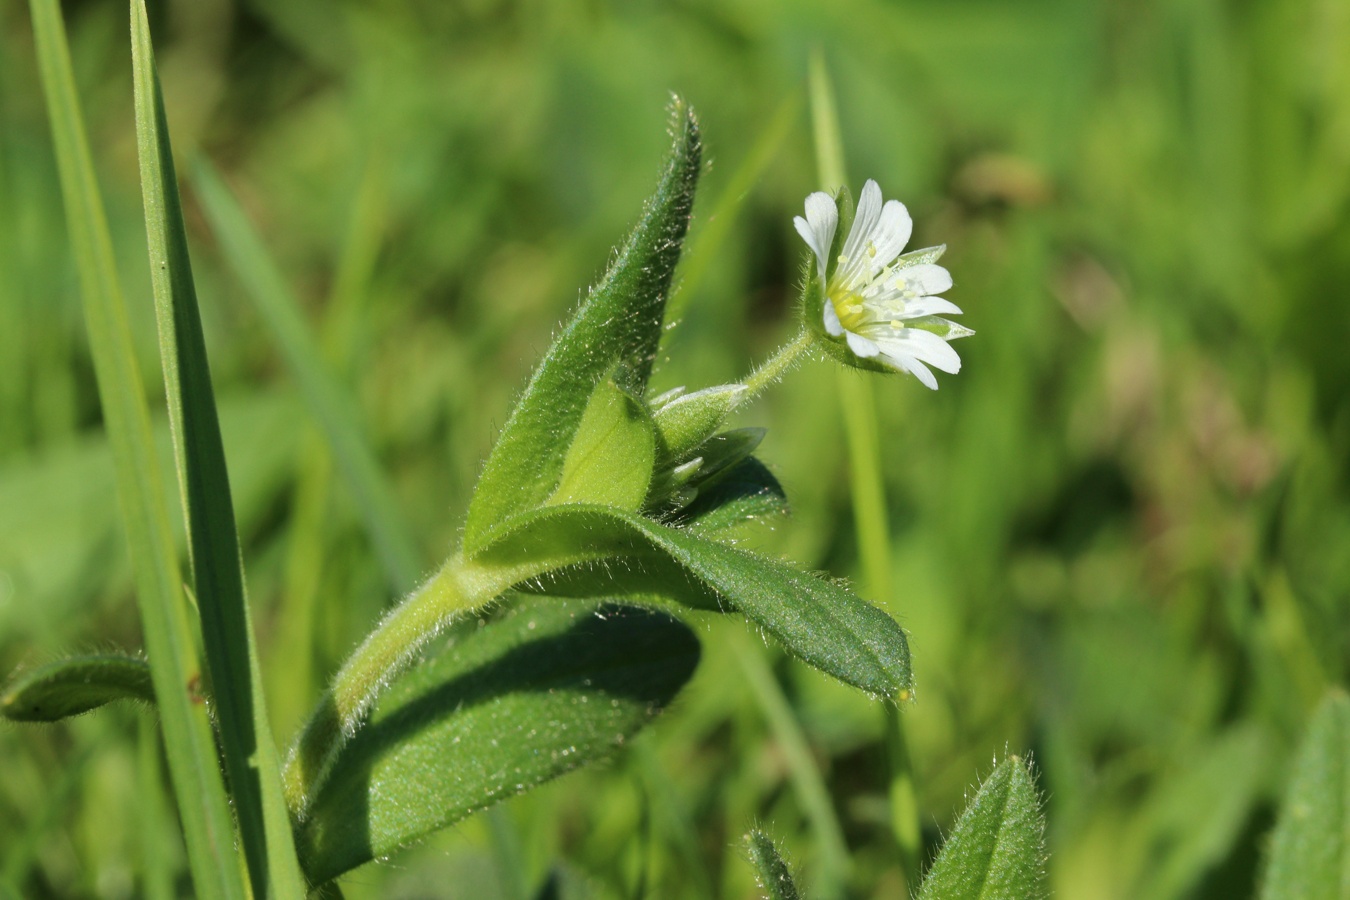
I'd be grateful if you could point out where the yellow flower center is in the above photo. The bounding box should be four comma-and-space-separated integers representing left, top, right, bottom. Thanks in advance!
828, 283, 870, 333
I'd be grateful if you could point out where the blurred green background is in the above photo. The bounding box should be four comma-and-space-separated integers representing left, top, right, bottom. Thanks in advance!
3, 0, 1350, 896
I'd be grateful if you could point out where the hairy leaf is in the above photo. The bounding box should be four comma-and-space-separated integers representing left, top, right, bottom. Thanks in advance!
917, 756, 1046, 900
1262, 691, 1350, 900
745, 829, 801, 900
679, 456, 788, 534
463, 101, 701, 552
295, 599, 700, 885
1, 655, 154, 722
471, 504, 911, 700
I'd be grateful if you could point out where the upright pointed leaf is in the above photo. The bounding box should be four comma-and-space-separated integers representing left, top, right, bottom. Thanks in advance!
131, 4, 306, 896
1, 654, 154, 722
295, 599, 701, 885
463, 101, 701, 552
917, 757, 1047, 900
26, 0, 246, 895
471, 504, 912, 700
1262, 691, 1350, 900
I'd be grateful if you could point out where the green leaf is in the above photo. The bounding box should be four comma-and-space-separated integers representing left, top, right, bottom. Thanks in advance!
471, 504, 912, 700
27, 0, 249, 895
191, 158, 422, 594
547, 378, 655, 510
130, 3, 307, 896
1261, 690, 1350, 900
745, 829, 802, 900
294, 599, 701, 885
917, 757, 1047, 900
462, 100, 701, 553
1, 655, 154, 722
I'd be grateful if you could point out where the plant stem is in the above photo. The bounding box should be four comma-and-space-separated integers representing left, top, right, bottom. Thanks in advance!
810, 47, 922, 892
744, 330, 814, 399
282, 553, 523, 812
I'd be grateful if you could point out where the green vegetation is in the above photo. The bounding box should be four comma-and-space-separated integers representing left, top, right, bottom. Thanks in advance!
2, 0, 1349, 896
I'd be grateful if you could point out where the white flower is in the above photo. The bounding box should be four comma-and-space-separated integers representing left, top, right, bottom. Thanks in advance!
794, 180, 972, 389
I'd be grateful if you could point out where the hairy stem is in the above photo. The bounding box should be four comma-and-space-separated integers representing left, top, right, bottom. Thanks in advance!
282, 553, 525, 813
743, 330, 814, 399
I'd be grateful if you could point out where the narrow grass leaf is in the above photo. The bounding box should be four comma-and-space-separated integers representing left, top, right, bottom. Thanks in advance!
917, 757, 1047, 900
1261, 690, 1350, 900
745, 829, 802, 900
26, 1, 247, 895
462, 100, 701, 552
130, 4, 307, 896
191, 158, 422, 593
294, 599, 700, 885
1, 655, 154, 721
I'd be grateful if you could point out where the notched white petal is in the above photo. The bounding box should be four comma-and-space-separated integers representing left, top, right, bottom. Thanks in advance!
795, 191, 838, 278
896, 263, 952, 296
903, 297, 964, 319
868, 200, 913, 267
842, 179, 884, 261
902, 329, 962, 373
822, 300, 844, 337
845, 330, 881, 358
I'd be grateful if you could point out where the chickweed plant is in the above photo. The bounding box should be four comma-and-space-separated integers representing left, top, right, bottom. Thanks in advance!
4, 3, 1344, 899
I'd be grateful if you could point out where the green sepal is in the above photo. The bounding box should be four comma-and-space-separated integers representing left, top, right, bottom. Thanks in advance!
907, 316, 974, 340
898, 244, 946, 267
547, 377, 656, 511
463, 101, 702, 553
294, 598, 700, 885
1261, 690, 1350, 900
917, 756, 1047, 900
648, 426, 766, 511
469, 504, 912, 700
1, 654, 154, 722
651, 383, 747, 464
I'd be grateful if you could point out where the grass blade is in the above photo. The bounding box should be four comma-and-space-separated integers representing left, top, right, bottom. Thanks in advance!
191, 158, 423, 593
26, 0, 247, 895
130, 3, 307, 897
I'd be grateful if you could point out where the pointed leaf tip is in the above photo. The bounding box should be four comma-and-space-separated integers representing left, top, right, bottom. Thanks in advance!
463, 103, 702, 552
918, 756, 1047, 900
